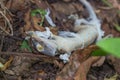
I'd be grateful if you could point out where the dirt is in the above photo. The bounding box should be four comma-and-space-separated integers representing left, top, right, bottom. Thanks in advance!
0, 0, 120, 80
88, 59, 118, 80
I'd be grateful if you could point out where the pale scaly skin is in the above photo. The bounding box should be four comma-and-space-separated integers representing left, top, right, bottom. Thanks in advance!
27, 0, 104, 63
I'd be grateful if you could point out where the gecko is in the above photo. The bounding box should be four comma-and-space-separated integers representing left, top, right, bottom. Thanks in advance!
27, 0, 104, 63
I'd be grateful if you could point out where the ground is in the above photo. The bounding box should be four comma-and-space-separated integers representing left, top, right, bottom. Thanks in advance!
0, 0, 120, 80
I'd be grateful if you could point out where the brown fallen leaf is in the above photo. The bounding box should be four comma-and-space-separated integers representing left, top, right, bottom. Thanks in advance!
51, 1, 83, 15
23, 8, 45, 32
6, 0, 30, 11
92, 56, 106, 67
38, 70, 46, 78
78, 45, 98, 62
56, 45, 100, 80
74, 56, 100, 80
99, 9, 118, 23
31, 16, 45, 31
1, 56, 13, 71
32, 0, 48, 9
24, 7, 57, 33
24, 9, 34, 32
56, 53, 80, 80
109, 0, 120, 10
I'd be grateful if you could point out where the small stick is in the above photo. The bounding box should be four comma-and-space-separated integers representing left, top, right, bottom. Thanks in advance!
0, 52, 59, 60
0, 36, 4, 51
0, 11, 13, 36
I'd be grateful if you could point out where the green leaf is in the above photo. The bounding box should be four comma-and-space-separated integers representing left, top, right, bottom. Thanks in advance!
31, 9, 46, 16
20, 40, 32, 52
91, 49, 108, 56
96, 38, 120, 58
31, 9, 47, 26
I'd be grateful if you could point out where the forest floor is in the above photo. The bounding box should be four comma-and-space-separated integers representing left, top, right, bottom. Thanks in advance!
0, 0, 120, 80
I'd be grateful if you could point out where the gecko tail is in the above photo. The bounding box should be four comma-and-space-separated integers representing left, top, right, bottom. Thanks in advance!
79, 0, 97, 21
79, 0, 104, 41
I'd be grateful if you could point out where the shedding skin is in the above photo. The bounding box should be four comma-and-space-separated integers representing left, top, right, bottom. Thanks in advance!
45, 8, 56, 27
27, 0, 104, 63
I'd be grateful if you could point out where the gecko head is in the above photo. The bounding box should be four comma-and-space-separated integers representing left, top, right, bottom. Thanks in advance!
26, 30, 58, 56
34, 37, 58, 56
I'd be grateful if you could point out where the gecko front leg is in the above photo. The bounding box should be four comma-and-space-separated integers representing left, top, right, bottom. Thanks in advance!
59, 52, 71, 63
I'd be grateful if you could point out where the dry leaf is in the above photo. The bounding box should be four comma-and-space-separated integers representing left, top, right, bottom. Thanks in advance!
56, 53, 80, 80
51, 2, 83, 15
6, 0, 30, 11
74, 56, 100, 80
31, 16, 45, 31
1, 56, 13, 71
24, 9, 33, 32
92, 56, 106, 67
24, 9, 46, 32
56, 45, 100, 80
109, 0, 120, 10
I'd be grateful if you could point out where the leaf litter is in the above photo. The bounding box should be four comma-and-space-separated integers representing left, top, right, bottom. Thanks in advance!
0, 0, 120, 80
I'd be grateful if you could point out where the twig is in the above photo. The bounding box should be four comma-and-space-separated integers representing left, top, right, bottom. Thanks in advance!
0, 35, 4, 51
0, 2, 14, 17
0, 1, 13, 36
0, 11, 13, 36
0, 52, 59, 60
0, 25, 11, 35
98, 6, 113, 10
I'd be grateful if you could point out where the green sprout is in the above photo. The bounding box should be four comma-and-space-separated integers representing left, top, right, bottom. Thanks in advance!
20, 40, 32, 52
31, 9, 47, 26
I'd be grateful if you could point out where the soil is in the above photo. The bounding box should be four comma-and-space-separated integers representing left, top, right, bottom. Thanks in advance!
0, 0, 120, 80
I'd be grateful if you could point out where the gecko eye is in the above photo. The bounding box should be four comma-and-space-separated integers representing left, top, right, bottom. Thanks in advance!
36, 44, 44, 52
